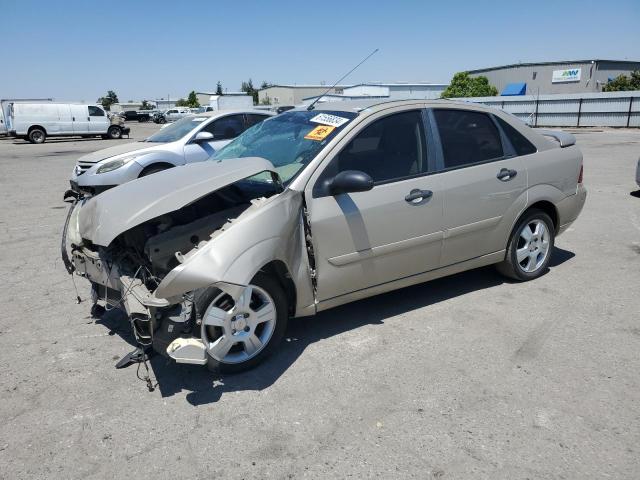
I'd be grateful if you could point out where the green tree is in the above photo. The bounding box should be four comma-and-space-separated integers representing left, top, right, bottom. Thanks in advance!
241, 78, 258, 105
186, 90, 200, 108
260, 81, 273, 89
441, 72, 498, 98
216, 81, 223, 95
139, 100, 154, 110
603, 71, 640, 91
175, 98, 189, 107
97, 90, 119, 110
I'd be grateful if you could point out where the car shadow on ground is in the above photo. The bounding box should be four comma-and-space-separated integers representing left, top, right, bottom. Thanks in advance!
94, 247, 575, 404
630, 190, 640, 198
10, 136, 132, 145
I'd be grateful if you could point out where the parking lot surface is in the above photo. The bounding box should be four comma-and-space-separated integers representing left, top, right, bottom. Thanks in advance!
0, 125, 639, 479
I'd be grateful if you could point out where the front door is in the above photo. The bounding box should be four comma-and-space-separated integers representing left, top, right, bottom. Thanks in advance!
70, 105, 90, 134
88, 105, 109, 133
308, 109, 444, 302
430, 108, 528, 266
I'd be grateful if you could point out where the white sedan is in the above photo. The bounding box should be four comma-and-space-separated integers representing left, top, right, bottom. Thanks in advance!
69, 110, 274, 195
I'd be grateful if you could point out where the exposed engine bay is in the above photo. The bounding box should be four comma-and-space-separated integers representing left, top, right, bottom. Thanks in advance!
63, 166, 288, 368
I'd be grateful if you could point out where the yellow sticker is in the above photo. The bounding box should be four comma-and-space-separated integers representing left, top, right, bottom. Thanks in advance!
304, 125, 335, 141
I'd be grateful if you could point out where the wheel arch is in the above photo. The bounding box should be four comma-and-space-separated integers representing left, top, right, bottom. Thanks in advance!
28, 124, 47, 135
524, 200, 559, 232
139, 161, 176, 177
258, 260, 297, 316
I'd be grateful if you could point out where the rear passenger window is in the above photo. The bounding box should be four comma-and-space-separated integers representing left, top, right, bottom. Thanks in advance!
433, 109, 503, 169
495, 116, 537, 156
331, 110, 427, 184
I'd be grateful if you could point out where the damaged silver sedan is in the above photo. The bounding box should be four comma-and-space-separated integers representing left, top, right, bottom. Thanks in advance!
63, 100, 586, 372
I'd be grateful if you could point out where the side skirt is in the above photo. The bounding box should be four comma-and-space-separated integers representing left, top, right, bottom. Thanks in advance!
314, 250, 506, 313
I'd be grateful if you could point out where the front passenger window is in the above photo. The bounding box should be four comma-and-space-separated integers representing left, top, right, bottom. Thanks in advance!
332, 110, 427, 184
88, 106, 105, 117
210, 114, 245, 140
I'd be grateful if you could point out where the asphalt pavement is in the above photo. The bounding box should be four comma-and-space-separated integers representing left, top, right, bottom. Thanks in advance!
0, 124, 638, 479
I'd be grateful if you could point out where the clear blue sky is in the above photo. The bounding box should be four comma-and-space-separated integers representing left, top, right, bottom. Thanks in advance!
1, 0, 638, 102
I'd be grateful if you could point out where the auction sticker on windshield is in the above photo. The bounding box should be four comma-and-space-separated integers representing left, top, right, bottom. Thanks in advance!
305, 125, 335, 141
310, 113, 349, 128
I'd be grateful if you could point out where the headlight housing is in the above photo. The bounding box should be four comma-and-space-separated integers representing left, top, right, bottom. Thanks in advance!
96, 155, 138, 174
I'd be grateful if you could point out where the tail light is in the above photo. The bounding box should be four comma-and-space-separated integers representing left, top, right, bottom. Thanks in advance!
578, 164, 583, 184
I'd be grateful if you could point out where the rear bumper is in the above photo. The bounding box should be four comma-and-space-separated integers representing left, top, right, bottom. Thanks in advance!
556, 184, 587, 236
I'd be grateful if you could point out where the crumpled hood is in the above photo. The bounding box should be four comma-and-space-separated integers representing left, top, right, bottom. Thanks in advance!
77, 141, 162, 164
78, 157, 276, 247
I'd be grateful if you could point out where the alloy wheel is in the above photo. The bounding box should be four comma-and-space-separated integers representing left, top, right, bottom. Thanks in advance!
516, 219, 550, 273
202, 285, 277, 364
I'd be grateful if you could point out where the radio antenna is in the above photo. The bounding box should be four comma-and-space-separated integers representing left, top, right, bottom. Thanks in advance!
307, 48, 379, 111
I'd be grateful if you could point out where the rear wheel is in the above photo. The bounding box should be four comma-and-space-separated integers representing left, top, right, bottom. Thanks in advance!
196, 273, 288, 374
497, 209, 555, 281
107, 126, 122, 139
28, 128, 46, 144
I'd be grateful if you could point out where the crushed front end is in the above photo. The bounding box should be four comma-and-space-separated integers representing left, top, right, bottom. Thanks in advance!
61, 158, 300, 368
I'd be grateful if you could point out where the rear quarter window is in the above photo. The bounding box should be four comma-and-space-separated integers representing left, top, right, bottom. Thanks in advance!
495, 116, 537, 156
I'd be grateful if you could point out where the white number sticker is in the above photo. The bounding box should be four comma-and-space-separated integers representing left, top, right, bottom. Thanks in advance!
310, 113, 349, 128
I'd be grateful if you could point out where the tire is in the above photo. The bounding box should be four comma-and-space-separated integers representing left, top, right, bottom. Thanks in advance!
497, 209, 555, 281
28, 128, 46, 144
107, 126, 122, 139
196, 272, 288, 374
157, 117, 166, 124
138, 164, 172, 178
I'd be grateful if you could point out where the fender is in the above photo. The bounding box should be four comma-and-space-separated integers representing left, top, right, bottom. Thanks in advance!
501, 183, 566, 248
133, 150, 184, 168
154, 189, 316, 315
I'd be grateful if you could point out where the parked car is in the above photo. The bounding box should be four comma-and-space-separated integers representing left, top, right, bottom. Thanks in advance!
62, 99, 586, 373
8, 102, 128, 143
122, 110, 151, 122
164, 108, 192, 122
635, 157, 640, 190
69, 110, 274, 194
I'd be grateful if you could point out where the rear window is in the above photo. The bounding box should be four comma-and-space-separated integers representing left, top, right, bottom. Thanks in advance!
495, 116, 537, 156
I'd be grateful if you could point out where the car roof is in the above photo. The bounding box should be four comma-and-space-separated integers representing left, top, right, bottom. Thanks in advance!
191, 109, 276, 118
296, 98, 496, 115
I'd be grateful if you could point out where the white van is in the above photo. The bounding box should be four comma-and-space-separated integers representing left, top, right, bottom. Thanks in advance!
9, 103, 127, 143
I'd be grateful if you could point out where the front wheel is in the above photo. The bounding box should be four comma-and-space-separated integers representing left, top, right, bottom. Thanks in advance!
196, 273, 288, 374
107, 126, 122, 139
497, 209, 555, 281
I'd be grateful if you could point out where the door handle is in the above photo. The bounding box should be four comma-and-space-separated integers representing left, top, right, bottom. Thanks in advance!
497, 168, 517, 181
72, 116, 75, 121
87, 117, 90, 121
405, 189, 433, 203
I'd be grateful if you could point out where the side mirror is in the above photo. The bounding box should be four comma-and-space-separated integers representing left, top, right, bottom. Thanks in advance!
329, 170, 374, 196
193, 131, 214, 142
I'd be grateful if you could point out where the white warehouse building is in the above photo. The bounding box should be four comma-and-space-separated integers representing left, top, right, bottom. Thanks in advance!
302, 82, 448, 105
342, 83, 448, 99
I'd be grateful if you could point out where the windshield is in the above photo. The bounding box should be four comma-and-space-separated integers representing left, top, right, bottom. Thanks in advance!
212, 110, 357, 183
145, 115, 204, 142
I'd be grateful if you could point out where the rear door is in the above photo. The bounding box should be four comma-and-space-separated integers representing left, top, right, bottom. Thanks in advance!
88, 105, 109, 133
70, 105, 90, 134
430, 108, 528, 266
307, 109, 444, 302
